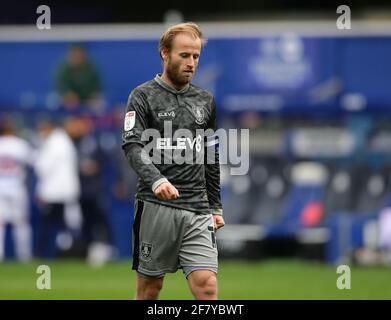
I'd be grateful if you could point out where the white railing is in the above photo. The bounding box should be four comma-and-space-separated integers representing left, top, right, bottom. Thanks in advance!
1, 20, 391, 42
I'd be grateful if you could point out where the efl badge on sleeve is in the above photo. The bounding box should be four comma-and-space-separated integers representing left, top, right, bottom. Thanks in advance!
124, 111, 136, 131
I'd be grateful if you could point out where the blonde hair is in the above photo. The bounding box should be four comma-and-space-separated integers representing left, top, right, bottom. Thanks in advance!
159, 22, 207, 59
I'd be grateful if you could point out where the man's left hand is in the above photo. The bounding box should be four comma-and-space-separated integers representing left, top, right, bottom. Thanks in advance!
213, 214, 225, 231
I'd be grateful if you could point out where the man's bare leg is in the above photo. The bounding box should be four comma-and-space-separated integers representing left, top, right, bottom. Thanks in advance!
135, 273, 164, 300
187, 270, 218, 300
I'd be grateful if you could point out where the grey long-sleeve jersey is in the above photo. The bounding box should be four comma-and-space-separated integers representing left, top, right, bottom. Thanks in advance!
121, 75, 223, 215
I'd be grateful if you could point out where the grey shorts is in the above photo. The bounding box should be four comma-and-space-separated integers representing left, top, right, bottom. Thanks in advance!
132, 199, 218, 278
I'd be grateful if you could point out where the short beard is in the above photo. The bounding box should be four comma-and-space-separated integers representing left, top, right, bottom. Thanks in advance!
166, 57, 190, 89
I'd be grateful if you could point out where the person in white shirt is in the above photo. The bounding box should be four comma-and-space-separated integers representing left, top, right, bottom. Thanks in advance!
34, 118, 80, 258
0, 120, 33, 262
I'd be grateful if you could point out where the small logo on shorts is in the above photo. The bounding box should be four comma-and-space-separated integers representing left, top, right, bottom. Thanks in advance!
140, 242, 152, 261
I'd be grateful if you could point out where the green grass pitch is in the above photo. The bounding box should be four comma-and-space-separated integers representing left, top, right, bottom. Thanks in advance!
0, 259, 390, 300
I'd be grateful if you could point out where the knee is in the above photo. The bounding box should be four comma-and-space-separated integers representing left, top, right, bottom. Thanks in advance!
192, 272, 217, 299
136, 277, 163, 300
143, 285, 162, 300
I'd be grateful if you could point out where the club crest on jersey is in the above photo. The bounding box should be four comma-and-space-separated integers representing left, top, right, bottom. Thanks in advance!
124, 111, 136, 131
192, 105, 205, 125
140, 242, 152, 261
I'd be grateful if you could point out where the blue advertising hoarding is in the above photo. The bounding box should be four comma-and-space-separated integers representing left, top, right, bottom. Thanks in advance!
0, 35, 390, 116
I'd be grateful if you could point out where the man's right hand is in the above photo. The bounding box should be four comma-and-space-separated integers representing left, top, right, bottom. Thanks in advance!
154, 182, 180, 201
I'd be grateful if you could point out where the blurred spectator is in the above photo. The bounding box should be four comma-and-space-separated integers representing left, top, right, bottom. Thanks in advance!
34, 117, 80, 258
239, 111, 262, 130
55, 43, 104, 112
0, 119, 34, 262
379, 207, 391, 265
64, 116, 114, 265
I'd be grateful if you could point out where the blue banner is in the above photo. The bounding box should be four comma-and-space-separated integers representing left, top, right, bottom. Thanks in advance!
1, 36, 390, 116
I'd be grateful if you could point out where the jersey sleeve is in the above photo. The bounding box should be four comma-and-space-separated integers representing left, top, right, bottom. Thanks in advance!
121, 89, 149, 148
121, 89, 168, 192
204, 97, 223, 215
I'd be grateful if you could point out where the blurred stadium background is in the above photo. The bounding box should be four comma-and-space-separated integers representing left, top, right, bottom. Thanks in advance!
1, 0, 391, 299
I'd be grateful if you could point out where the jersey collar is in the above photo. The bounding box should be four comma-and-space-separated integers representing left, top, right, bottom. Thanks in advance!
154, 74, 190, 95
